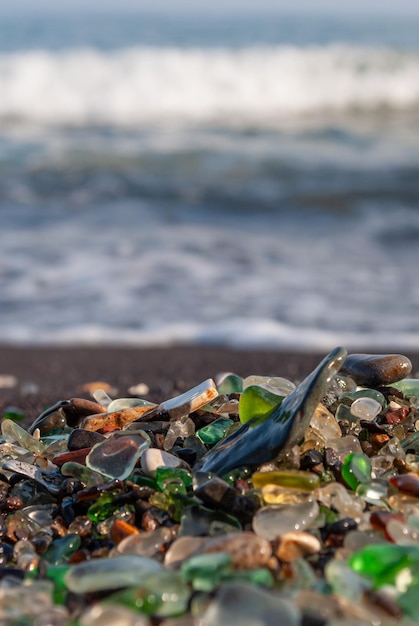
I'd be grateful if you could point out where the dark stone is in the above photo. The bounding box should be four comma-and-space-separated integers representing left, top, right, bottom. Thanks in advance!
0, 542, 13, 565
67, 428, 106, 451
174, 447, 197, 466
340, 353, 412, 388
196, 347, 347, 476
326, 517, 357, 536
194, 474, 257, 523
300, 449, 324, 471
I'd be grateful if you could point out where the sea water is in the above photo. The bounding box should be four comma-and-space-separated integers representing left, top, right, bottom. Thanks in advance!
1, 9, 419, 350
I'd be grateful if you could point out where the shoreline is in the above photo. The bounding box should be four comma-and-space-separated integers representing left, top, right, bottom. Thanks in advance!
0, 344, 418, 424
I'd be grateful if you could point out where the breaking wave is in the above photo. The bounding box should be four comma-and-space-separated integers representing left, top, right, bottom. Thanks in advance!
1, 45, 419, 126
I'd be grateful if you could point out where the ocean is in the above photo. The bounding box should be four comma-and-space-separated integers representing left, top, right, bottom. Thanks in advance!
1, 9, 419, 350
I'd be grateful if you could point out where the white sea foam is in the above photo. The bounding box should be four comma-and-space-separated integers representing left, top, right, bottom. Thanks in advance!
1, 45, 419, 126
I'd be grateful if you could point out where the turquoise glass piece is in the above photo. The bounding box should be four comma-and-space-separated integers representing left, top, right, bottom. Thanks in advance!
231, 568, 274, 588
197, 347, 347, 476
390, 379, 419, 397
401, 431, 419, 454
43, 534, 81, 565
349, 544, 419, 588
217, 374, 243, 395
341, 452, 372, 490
196, 418, 234, 446
181, 552, 232, 591
238, 385, 283, 425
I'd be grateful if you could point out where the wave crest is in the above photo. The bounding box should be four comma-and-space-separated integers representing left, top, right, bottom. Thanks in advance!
1, 45, 419, 126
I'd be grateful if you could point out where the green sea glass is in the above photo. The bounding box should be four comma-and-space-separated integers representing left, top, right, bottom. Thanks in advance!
349, 544, 419, 588
2, 407, 25, 422
239, 385, 284, 425
217, 374, 243, 394
87, 492, 121, 523
196, 418, 234, 446
45, 564, 70, 605
341, 452, 372, 490
61, 461, 106, 487
390, 379, 419, 397
181, 552, 232, 591
155, 467, 193, 491
107, 571, 190, 617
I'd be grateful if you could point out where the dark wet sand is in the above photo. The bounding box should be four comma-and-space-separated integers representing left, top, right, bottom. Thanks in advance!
0, 345, 418, 425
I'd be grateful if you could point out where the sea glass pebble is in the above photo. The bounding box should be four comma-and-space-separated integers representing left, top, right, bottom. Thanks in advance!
196, 418, 234, 446
116, 526, 174, 557
86, 432, 150, 480
201, 581, 301, 626
1, 420, 45, 456
216, 373, 244, 394
64, 555, 163, 593
243, 375, 296, 396
341, 453, 372, 490
350, 397, 381, 421
252, 470, 320, 491
141, 448, 188, 475
391, 379, 419, 397
252, 500, 319, 540
159, 378, 218, 419
349, 544, 419, 589
79, 604, 149, 626
202, 531, 272, 569
275, 531, 321, 562
238, 385, 284, 425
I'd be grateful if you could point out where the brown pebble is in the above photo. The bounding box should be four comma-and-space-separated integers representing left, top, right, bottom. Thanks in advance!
340, 353, 412, 388
52, 447, 91, 468
369, 433, 390, 452
78, 381, 116, 394
384, 406, 409, 425
275, 531, 321, 561
202, 531, 272, 570
111, 519, 140, 545
389, 473, 419, 497
63, 398, 107, 427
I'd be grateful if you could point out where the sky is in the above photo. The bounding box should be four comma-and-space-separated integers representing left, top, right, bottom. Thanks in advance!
1, 0, 419, 14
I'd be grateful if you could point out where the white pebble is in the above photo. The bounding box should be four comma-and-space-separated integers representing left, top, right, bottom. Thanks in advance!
350, 397, 381, 421
141, 447, 186, 475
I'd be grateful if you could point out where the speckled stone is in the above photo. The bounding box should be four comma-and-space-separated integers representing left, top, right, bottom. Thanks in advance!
202, 531, 272, 570
340, 353, 412, 388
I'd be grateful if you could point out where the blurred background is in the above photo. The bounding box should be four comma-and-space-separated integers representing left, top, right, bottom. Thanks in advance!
1, 0, 419, 350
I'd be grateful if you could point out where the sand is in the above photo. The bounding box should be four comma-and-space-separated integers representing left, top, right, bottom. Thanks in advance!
0, 345, 418, 426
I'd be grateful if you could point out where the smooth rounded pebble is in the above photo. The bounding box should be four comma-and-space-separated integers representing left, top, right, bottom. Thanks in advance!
340, 353, 412, 388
